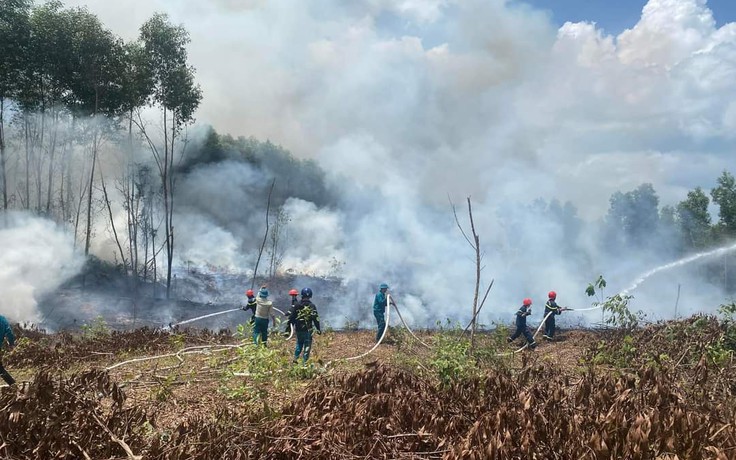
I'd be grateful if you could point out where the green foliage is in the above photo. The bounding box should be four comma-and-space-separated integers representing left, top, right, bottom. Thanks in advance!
473, 323, 512, 368
151, 372, 177, 402
591, 335, 637, 367
81, 316, 110, 339
586, 275, 642, 330
601, 294, 643, 331
705, 338, 732, 366
225, 340, 289, 416
586, 275, 607, 301
718, 301, 736, 352
677, 187, 713, 250
343, 319, 359, 331
0, 0, 31, 98
168, 332, 185, 351
711, 170, 736, 236
428, 324, 475, 386
139, 13, 201, 125
604, 184, 660, 250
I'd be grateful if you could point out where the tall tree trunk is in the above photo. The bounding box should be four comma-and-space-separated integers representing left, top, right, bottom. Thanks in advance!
36, 107, 46, 211
0, 97, 8, 210
101, 172, 126, 268
84, 130, 98, 255
467, 198, 480, 352
45, 109, 59, 215
162, 108, 172, 298
24, 115, 30, 209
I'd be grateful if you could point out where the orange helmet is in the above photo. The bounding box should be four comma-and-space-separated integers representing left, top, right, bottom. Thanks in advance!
289, 289, 298, 296
548, 291, 557, 300
523, 298, 532, 306
246, 289, 254, 297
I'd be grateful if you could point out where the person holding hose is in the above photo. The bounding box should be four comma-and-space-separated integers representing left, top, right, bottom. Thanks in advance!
373, 283, 395, 343
507, 298, 537, 349
242, 289, 257, 325
289, 287, 321, 364
282, 288, 299, 336
253, 287, 274, 346
543, 291, 562, 340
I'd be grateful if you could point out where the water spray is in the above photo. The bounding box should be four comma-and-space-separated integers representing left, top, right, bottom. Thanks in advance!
621, 241, 736, 295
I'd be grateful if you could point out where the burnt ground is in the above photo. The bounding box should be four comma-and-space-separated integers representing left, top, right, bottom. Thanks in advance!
1, 316, 734, 459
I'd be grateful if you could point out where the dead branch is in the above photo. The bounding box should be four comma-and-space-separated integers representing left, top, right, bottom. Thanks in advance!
90, 412, 141, 460
252, 178, 276, 289
462, 279, 494, 335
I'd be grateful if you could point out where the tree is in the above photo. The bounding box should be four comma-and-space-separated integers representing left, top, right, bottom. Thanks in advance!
138, 13, 202, 298
677, 187, 712, 251
63, 8, 127, 254
451, 197, 494, 352
0, 0, 31, 209
711, 170, 736, 237
603, 183, 660, 251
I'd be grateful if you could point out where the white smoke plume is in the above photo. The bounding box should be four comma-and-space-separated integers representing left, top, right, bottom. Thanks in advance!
54, 0, 736, 328
0, 212, 84, 323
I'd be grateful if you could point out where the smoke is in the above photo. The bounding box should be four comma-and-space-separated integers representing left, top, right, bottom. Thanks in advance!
0, 212, 84, 323
49, 0, 736, 328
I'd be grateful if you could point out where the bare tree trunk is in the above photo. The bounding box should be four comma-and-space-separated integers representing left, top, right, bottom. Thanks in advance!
0, 98, 7, 210
24, 115, 30, 209
252, 178, 276, 289
451, 196, 484, 353
101, 172, 127, 269
84, 130, 98, 255
73, 169, 88, 249
162, 108, 173, 298
36, 107, 46, 211
45, 109, 59, 215
467, 198, 481, 351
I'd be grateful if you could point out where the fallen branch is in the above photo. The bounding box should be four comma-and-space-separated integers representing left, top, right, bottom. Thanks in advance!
90, 413, 141, 460
70, 440, 92, 460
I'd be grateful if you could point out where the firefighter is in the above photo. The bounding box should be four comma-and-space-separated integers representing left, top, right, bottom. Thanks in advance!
373, 283, 394, 343
543, 291, 562, 340
253, 287, 274, 346
507, 298, 537, 349
241, 289, 257, 325
0, 315, 15, 386
289, 287, 322, 364
283, 289, 299, 336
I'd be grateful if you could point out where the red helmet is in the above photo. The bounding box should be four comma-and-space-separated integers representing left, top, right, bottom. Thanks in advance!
523, 298, 532, 306
548, 291, 557, 300
246, 289, 254, 297
289, 289, 298, 296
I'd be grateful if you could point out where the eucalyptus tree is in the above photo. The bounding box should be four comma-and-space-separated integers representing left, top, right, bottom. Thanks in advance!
0, 0, 31, 209
138, 13, 202, 298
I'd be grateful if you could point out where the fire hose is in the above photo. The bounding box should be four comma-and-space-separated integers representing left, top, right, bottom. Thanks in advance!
497, 304, 604, 356
163, 305, 295, 339
342, 294, 393, 362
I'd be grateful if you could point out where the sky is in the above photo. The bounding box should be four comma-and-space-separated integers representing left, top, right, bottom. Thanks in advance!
522, 0, 736, 34
55, 0, 736, 221
10, 0, 736, 327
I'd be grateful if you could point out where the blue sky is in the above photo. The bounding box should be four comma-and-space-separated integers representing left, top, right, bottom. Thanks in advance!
522, 0, 736, 35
